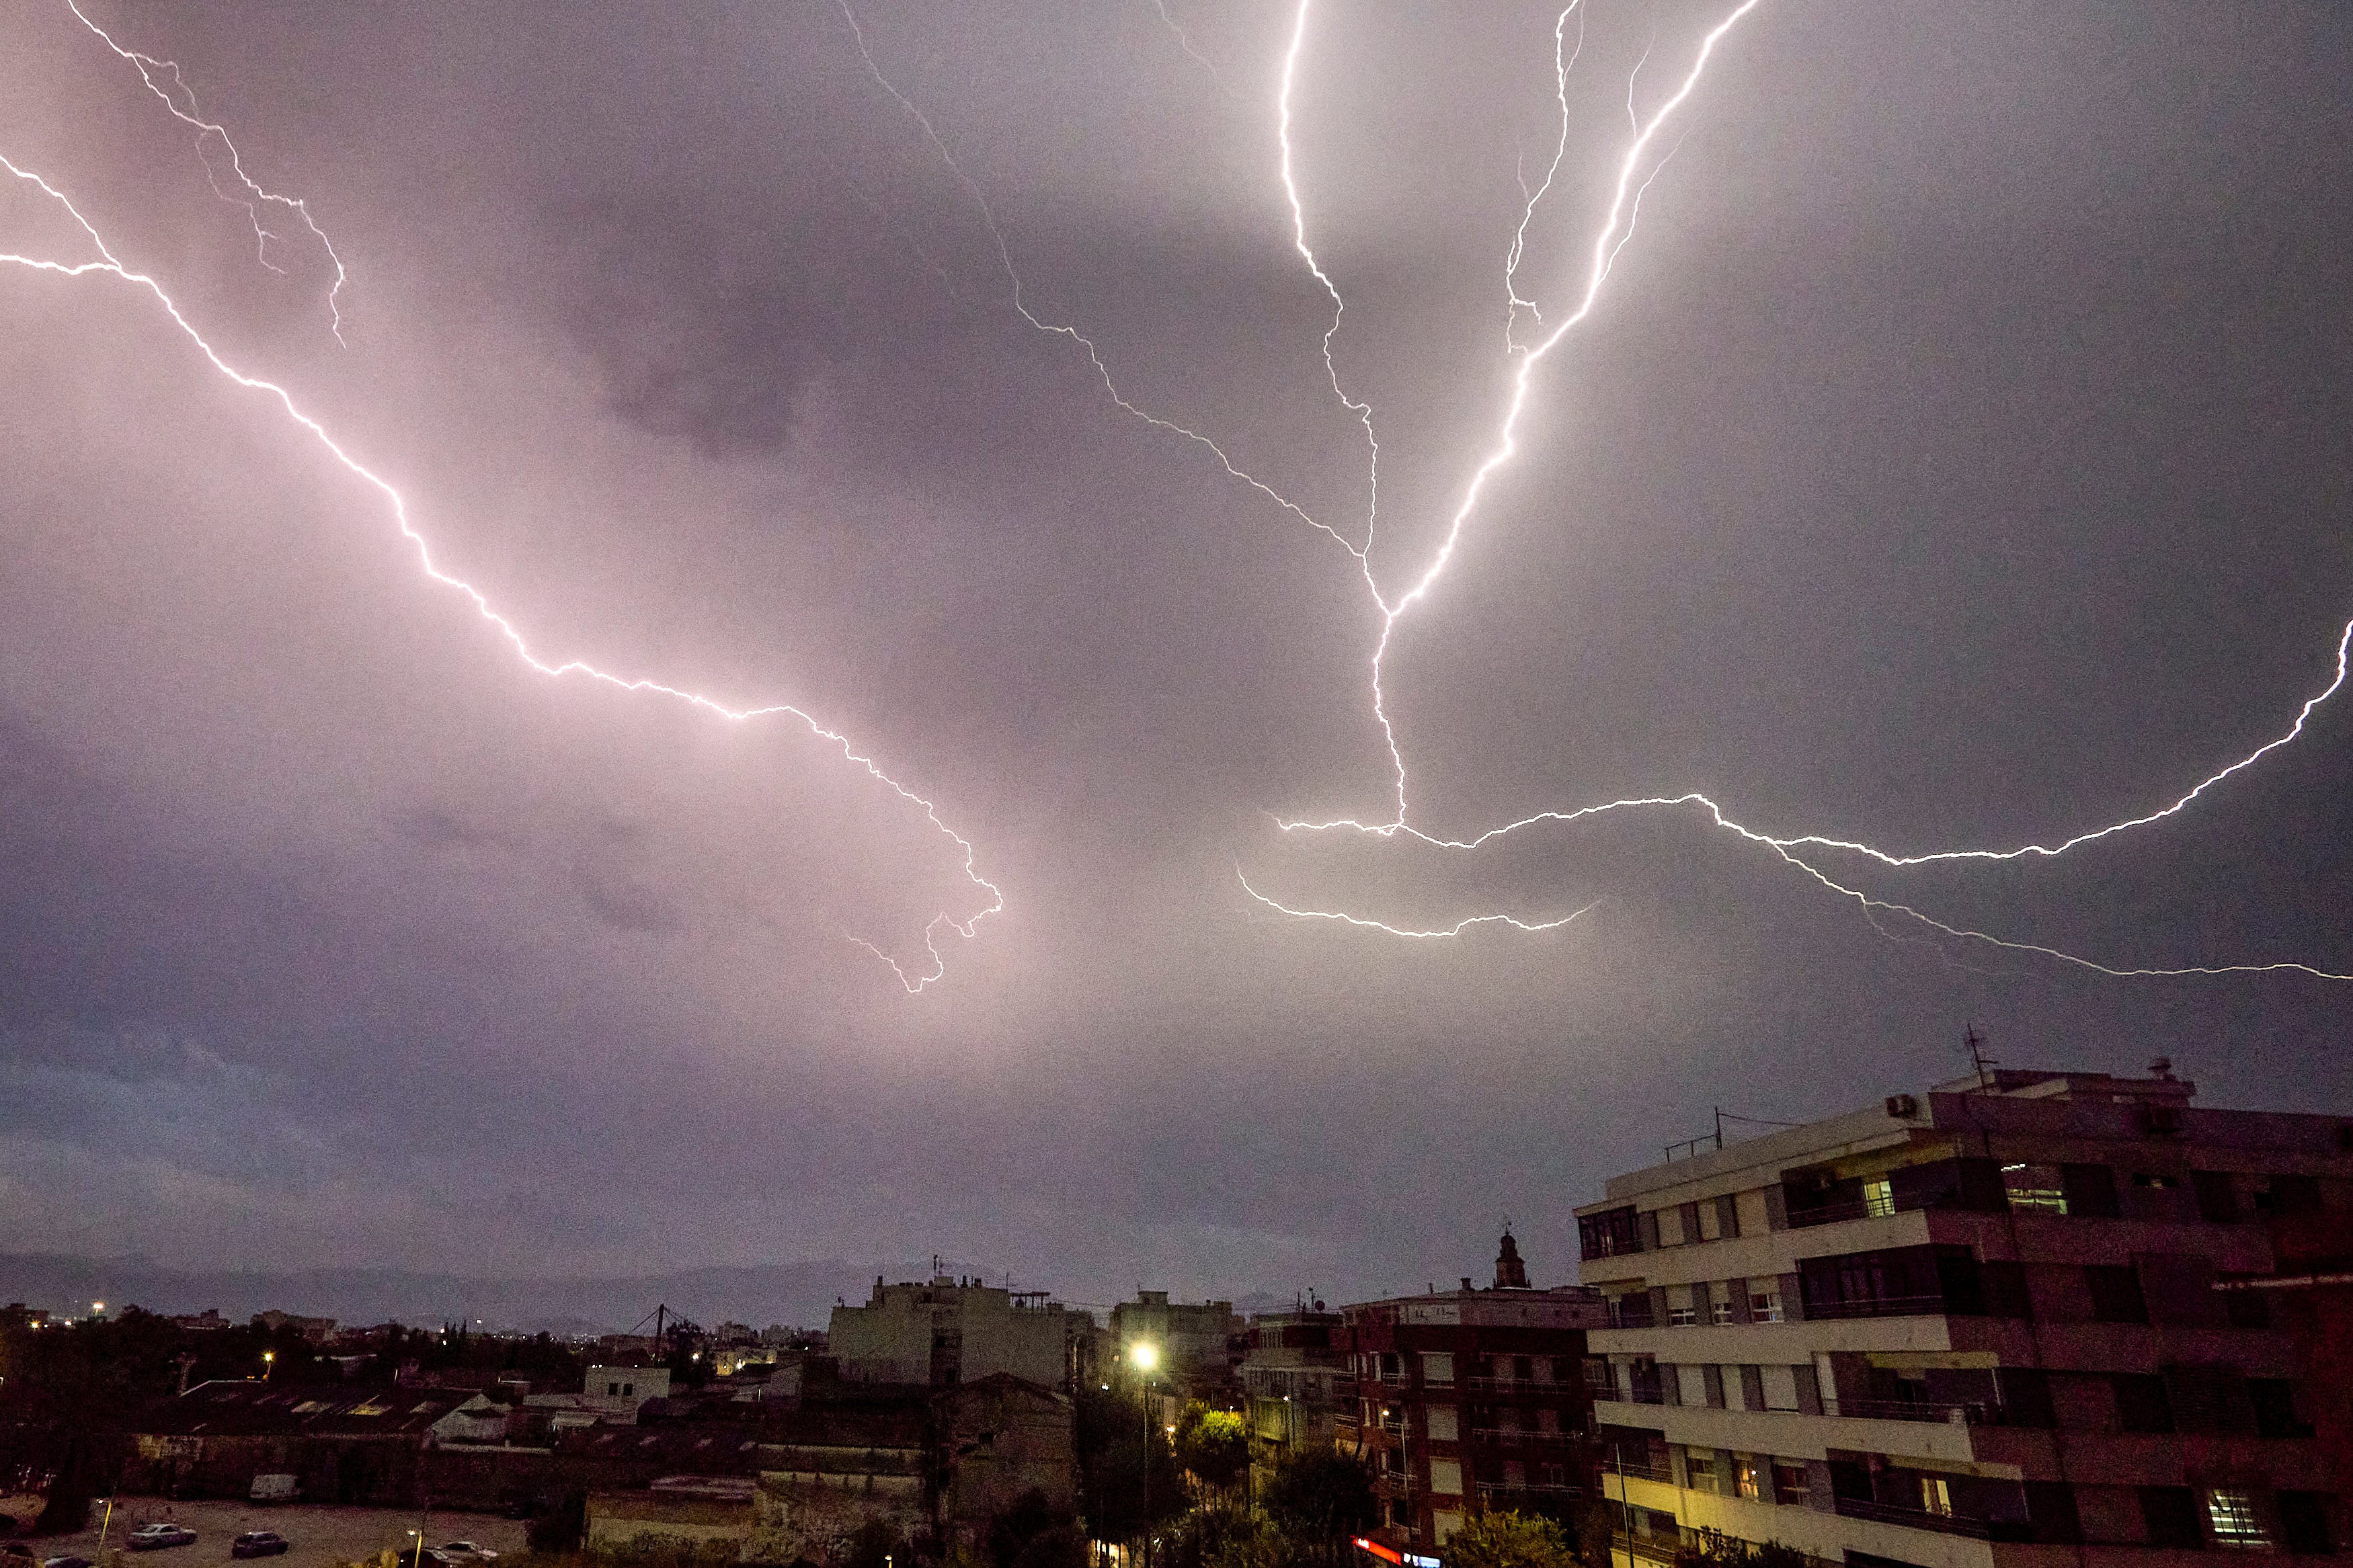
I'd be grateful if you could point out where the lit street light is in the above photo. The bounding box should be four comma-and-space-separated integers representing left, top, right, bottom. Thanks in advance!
1130, 1344, 1160, 1568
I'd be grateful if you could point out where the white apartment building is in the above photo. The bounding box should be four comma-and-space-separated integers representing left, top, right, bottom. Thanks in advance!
1575, 1066, 2347, 1568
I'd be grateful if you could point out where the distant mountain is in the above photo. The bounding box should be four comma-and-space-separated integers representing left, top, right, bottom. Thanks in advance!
0, 1254, 875, 1335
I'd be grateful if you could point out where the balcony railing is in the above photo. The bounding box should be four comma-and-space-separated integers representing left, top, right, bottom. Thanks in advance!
1476, 1481, 1585, 1499
1801, 1293, 1948, 1322
1466, 1375, 1563, 1390
1611, 1532, 1677, 1567
1831, 1495, 1993, 1539
1601, 1460, 1672, 1483
1830, 1398, 2005, 1425
1472, 1428, 1580, 1446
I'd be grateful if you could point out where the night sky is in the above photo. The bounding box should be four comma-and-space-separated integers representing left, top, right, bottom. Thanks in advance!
2, 1, 2348, 1307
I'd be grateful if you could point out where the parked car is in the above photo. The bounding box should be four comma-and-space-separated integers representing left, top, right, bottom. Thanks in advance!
438, 1545, 497, 1562
126, 1526, 196, 1552
230, 1534, 288, 1559
43, 1553, 93, 1568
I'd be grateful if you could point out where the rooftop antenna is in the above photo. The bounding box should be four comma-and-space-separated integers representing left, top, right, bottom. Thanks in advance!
1964, 1024, 1996, 1088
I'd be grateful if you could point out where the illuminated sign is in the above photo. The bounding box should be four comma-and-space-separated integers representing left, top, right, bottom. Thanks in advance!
1352, 1541, 1402, 1566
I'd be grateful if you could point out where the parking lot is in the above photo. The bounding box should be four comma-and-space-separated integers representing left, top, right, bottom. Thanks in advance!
42, 1500, 528, 1568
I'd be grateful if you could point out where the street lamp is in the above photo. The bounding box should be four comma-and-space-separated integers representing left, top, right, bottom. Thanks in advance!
1129, 1345, 1160, 1568
262, 1352, 275, 1380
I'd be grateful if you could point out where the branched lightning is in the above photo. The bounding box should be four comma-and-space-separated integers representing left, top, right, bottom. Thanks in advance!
1278, 0, 1381, 554
65, 0, 349, 344
1504, 5, 1586, 352
1236, 869, 1601, 940
1, 152, 1000, 993
1144, 0, 1220, 81
1225, 0, 2353, 980
830, 0, 1371, 563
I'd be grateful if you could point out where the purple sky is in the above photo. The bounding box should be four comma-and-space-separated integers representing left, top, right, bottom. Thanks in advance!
1, 0, 2348, 1309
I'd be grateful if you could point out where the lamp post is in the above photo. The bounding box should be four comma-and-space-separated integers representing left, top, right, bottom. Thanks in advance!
1130, 1344, 1160, 1568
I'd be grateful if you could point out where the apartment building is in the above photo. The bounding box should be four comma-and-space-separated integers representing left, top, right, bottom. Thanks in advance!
830, 1275, 1079, 1389
1343, 1234, 1609, 1551
1576, 1065, 2348, 1568
1241, 1303, 1349, 1483
1110, 1290, 1244, 1403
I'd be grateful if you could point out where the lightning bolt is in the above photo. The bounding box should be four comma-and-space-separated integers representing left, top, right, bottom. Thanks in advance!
1505, 5, 1586, 352
1236, 870, 1602, 940
1, 151, 1001, 993
1226, 1, 2353, 981
64, 0, 349, 344
1279, 0, 1382, 554
1144, 0, 1220, 82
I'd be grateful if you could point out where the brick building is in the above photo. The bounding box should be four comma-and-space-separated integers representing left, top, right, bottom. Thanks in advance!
1577, 1063, 2350, 1568
1341, 1234, 1607, 1551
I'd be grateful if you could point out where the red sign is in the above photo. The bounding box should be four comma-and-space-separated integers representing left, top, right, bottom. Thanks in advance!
1353, 1540, 1404, 1566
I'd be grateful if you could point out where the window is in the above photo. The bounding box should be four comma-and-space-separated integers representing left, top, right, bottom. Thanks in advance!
2087, 1264, 2149, 1323
1920, 1477, 1953, 1516
1759, 1365, 1800, 1411
1677, 1364, 1710, 1406
1529, 1356, 1554, 1385
1685, 1448, 1723, 1495
1772, 1461, 1811, 1507
2279, 1492, 2336, 1555
2003, 1163, 2069, 1212
2249, 1378, 2309, 1439
1667, 1286, 1699, 1327
2112, 1373, 2174, 1433
2061, 1163, 2122, 1219
2135, 1172, 2180, 1189
2141, 1487, 2203, 1549
1422, 1352, 1454, 1386
2208, 1489, 2270, 1549
1425, 1405, 1459, 1442
2193, 1169, 2242, 1223
1427, 1459, 1464, 1497
1734, 1456, 1765, 1501
1748, 1287, 1782, 1323
1712, 1292, 1734, 1326
1581, 1205, 1644, 1260
1583, 1357, 1614, 1395
1864, 1177, 1895, 1218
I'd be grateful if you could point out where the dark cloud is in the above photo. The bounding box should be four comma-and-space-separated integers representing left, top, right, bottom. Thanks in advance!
0, 0, 2347, 1301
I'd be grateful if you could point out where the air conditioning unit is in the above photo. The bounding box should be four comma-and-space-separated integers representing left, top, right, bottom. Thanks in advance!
1885, 1094, 1920, 1119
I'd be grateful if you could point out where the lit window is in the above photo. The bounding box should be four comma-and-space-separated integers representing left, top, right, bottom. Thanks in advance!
2002, 1163, 2068, 1213
1748, 1290, 1782, 1323
1734, 1457, 1764, 1501
1863, 1178, 1895, 1218
2208, 1489, 2270, 1549
1920, 1477, 1952, 1516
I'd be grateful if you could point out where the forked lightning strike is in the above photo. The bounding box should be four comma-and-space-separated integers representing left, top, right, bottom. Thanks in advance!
0, 151, 999, 993
65, 0, 348, 343
1222, 0, 2350, 979
1236, 870, 1601, 940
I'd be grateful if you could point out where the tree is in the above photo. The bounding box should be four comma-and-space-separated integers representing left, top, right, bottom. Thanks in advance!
1447, 1511, 1574, 1568
1074, 1386, 1185, 1544
1174, 1406, 1250, 1495
1260, 1450, 1374, 1568
989, 1488, 1077, 1568
1670, 1528, 1810, 1568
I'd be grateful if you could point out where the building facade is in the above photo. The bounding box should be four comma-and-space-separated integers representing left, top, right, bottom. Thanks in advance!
1109, 1291, 1242, 1403
1577, 1065, 2350, 1568
1240, 1305, 1349, 1483
1342, 1236, 1607, 1551
830, 1276, 1077, 1389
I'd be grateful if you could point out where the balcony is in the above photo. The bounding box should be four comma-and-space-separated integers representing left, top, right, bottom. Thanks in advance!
1601, 1459, 1671, 1483
1800, 1293, 1948, 1322
1831, 1495, 1995, 1539
1466, 1376, 1563, 1391
1831, 1397, 2015, 1426
1476, 1481, 1584, 1499
1471, 1428, 1580, 1446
